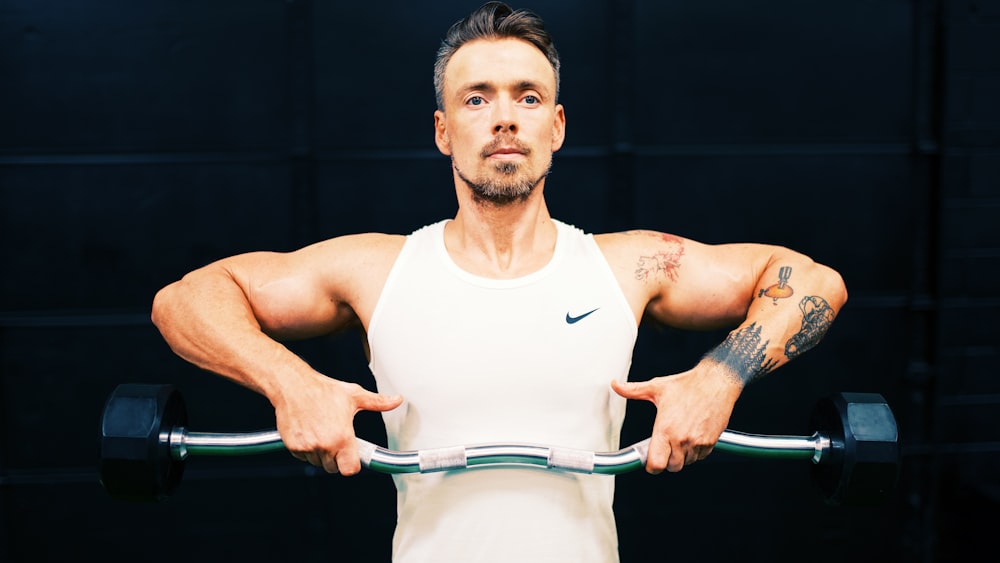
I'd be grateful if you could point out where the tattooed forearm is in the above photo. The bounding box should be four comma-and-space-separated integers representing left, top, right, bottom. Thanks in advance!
784, 295, 835, 359
704, 322, 779, 385
628, 231, 685, 282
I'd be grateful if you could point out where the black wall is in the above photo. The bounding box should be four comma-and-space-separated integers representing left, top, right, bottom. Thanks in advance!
1, 1, 998, 561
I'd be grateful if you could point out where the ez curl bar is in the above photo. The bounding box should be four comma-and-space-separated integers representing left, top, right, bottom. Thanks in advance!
99, 383, 901, 506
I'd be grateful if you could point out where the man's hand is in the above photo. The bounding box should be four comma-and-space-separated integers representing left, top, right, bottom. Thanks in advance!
611, 365, 742, 473
273, 376, 403, 476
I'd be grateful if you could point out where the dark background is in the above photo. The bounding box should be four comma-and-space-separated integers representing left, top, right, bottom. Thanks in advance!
1, 1, 998, 561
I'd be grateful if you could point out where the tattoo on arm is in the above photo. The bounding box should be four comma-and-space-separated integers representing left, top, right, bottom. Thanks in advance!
627, 231, 685, 282
784, 295, 835, 359
705, 322, 779, 385
705, 296, 835, 384
758, 266, 794, 304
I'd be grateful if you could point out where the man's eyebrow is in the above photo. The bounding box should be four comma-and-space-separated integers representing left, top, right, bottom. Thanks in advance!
514, 80, 546, 94
456, 80, 550, 97
458, 82, 497, 96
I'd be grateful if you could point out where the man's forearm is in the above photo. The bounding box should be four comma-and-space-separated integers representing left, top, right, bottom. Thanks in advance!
150, 267, 314, 401
703, 260, 847, 386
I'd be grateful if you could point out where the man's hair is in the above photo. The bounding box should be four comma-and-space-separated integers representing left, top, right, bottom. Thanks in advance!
433, 2, 560, 111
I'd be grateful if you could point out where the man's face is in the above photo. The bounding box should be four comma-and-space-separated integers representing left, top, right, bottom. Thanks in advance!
434, 38, 565, 204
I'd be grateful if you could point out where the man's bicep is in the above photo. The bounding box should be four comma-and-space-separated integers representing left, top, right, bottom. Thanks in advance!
644, 242, 772, 330
226, 247, 354, 340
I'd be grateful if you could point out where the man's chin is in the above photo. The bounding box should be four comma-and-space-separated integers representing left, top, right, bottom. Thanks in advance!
470, 186, 533, 205
454, 160, 548, 205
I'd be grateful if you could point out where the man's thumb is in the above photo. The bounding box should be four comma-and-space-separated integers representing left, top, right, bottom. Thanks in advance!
611, 379, 653, 401
356, 390, 404, 412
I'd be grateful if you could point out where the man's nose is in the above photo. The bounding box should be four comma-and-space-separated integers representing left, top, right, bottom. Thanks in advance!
492, 100, 518, 134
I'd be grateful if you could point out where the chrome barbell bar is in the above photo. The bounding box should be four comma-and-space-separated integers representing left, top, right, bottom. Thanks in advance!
168, 427, 831, 475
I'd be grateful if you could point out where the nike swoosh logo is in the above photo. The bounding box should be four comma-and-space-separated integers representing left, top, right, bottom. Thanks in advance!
566, 308, 600, 324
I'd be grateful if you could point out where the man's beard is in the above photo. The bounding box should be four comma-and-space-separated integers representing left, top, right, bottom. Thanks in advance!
454, 160, 550, 205
453, 137, 552, 205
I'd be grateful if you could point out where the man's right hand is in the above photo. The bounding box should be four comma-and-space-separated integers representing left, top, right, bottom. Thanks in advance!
274, 376, 403, 475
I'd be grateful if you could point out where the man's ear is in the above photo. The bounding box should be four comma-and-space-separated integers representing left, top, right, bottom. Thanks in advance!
434, 110, 451, 156
551, 104, 566, 152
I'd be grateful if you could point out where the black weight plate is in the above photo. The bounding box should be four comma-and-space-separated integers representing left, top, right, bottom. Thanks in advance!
99, 383, 188, 502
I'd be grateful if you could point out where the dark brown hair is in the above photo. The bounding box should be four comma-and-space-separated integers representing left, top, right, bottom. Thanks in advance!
433, 2, 561, 111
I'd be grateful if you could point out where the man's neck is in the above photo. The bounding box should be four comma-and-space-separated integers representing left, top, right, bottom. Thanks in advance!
446, 185, 556, 278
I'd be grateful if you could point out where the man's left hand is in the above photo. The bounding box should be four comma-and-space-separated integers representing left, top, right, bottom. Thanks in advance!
611, 365, 742, 473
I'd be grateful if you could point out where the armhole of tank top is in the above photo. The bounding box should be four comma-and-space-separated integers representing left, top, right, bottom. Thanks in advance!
584, 233, 640, 344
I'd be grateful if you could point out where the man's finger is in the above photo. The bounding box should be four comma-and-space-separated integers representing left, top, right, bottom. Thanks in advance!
335, 447, 362, 476
666, 447, 687, 473
645, 432, 670, 474
321, 455, 340, 475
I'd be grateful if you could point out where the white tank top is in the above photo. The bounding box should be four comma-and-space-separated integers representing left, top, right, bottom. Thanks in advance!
367, 219, 638, 563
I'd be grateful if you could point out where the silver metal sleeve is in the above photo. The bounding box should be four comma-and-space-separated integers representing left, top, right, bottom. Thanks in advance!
176, 429, 285, 459
715, 430, 827, 462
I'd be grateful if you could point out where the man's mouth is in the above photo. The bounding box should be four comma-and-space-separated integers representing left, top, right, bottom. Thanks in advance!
487, 147, 527, 160
481, 136, 530, 160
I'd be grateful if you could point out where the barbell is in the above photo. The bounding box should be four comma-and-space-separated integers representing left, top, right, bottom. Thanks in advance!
98, 383, 900, 506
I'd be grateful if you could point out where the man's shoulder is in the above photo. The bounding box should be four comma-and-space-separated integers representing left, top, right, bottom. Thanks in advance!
303, 232, 407, 276
593, 229, 672, 250
592, 232, 638, 271
320, 231, 407, 252
308, 233, 407, 319
594, 229, 688, 250
592, 230, 691, 278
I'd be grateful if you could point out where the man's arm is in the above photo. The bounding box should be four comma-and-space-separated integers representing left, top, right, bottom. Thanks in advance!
599, 230, 848, 473
150, 233, 405, 475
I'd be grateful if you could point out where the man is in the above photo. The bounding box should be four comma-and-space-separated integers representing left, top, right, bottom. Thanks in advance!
151, 2, 847, 561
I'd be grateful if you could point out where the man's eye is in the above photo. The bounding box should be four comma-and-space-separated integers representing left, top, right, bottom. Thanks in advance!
523, 95, 539, 104
467, 96, 485, 106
